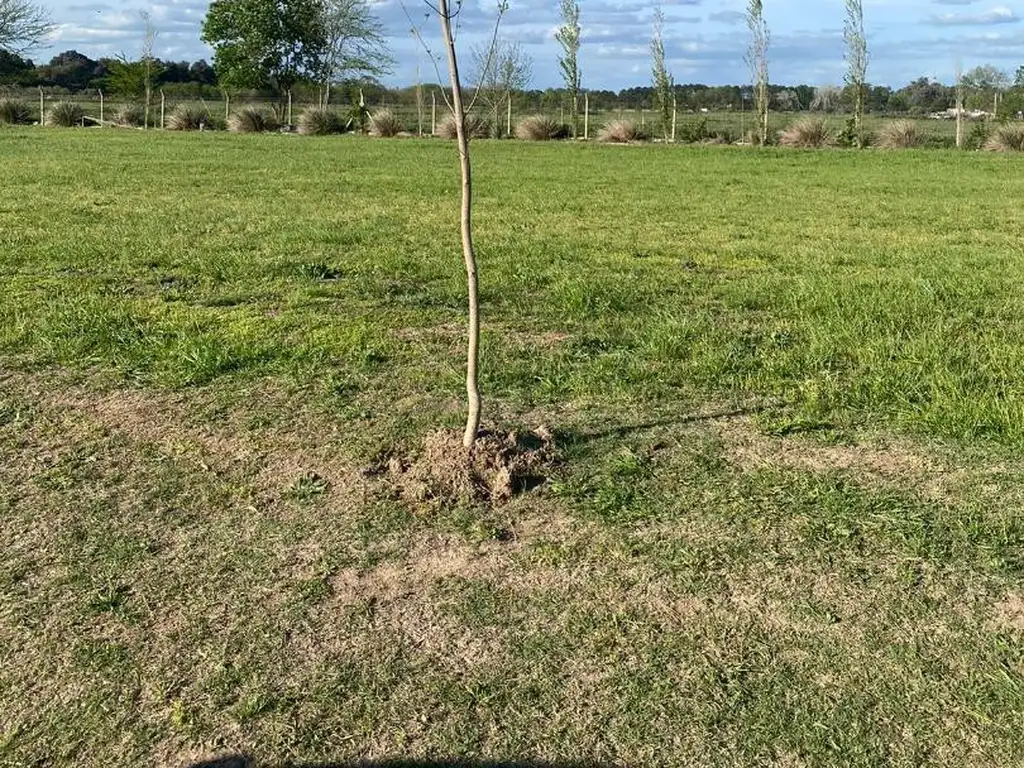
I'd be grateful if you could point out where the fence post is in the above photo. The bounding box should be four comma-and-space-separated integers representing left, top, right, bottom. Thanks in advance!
98, 89, 104, 124
38, 87, 44, 125
160, 90, 165, 129
584, 93, 589, 140
432, 92, 437, 135
671, 95, 677, 142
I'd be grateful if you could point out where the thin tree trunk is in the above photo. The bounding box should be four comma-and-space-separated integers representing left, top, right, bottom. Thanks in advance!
584, 92, 589, 139
437, 0, 481, 447
955, 66, 964, 150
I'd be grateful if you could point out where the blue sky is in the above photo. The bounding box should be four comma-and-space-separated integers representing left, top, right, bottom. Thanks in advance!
36, 0, 1024, 88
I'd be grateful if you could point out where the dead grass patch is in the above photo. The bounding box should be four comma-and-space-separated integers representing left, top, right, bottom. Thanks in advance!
990, 593, 1024, 632
2, 370, 365, 508
719, 418, 941, 489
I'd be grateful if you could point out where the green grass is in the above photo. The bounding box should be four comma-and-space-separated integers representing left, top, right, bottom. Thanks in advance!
2, 129, 1024, 767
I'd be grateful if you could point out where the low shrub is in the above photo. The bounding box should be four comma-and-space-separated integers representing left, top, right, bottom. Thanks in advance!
597, 119, 649, 143
227, 106, 279, 133
877, 119, 922, 149
369, 108, 402, 137
515, 115, 569, 141
436, 113, 491, 140
0, 98, 31, 125
114, 103, 145, 127
167, 104, 210, 131
965, 123, 990, 151
983, 123, 1024, 152
298, 107, 343, 135
46, 102, 85, 127
778, 117, 832, 148
675, 116, 709, 143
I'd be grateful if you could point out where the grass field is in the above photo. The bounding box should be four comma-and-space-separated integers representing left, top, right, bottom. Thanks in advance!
2, 128, 1024, 767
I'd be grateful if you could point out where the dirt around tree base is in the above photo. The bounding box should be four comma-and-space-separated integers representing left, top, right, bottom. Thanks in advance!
381, 426, 556, 506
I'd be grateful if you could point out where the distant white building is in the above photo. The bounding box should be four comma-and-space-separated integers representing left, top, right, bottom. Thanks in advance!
929, 108, 991, 120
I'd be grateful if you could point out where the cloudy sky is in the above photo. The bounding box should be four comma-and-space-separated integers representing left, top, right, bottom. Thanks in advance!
38, 0, 1024, 88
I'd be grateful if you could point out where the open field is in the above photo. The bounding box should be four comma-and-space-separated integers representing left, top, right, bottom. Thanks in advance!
2, 129, 1024, 767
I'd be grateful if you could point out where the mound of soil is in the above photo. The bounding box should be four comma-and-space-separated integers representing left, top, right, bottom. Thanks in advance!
382, 427, 555, 506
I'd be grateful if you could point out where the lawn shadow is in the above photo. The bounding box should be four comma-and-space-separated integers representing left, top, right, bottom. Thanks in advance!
562, 403, 772, 447
188, 758, 617, 768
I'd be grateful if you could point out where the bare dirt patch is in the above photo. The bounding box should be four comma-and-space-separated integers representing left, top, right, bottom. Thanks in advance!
990, 593, 1024, 633
379, 426, 556, 506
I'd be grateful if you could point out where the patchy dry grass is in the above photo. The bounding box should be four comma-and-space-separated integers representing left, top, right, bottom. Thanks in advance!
2, 131, 1024, 766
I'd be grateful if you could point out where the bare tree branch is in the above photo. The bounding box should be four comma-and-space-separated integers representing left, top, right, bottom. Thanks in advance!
0, 0, 54, 53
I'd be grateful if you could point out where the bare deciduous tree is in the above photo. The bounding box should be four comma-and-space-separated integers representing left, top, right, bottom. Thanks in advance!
650, 7, 673, 141
843, 0, 868, 146
962, 64, 1010, 117
0, 0, 53, 53
141, 12, 158, 129
316, 0, 392, 107
811, 84, 841, 113
555, 0, 581, 138
470, 38, 532, 137
955, 61, 965, 149
745, 0, 769, 146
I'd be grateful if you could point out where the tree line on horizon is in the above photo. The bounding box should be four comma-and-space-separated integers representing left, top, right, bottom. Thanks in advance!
3, 48, 1024, 118
3, 0, 1024, 123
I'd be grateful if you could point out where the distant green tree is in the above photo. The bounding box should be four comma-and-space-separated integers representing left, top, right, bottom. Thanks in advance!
104, 57, 147, 100
0, 49, 32, 83
201, 0, 326, 100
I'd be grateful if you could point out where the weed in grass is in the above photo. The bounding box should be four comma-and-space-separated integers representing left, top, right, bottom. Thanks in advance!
294, 261, 342, 280
284, 471, 331, 501
88, 582, 131, 614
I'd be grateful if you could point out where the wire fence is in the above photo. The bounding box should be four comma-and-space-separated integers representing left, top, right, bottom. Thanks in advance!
0, 85, 990, 144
